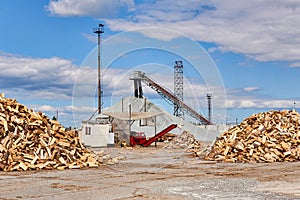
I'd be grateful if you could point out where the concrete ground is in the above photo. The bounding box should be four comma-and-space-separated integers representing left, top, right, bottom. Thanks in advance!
0, 146, 299, 200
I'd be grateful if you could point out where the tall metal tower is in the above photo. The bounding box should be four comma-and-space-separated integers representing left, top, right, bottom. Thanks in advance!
174, 61, 184, 119
94, 24, 104, 114
207, 94, 212, 123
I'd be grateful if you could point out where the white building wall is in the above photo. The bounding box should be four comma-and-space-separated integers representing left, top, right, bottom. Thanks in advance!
104, 97, 231, 142
81, 123, 110, 147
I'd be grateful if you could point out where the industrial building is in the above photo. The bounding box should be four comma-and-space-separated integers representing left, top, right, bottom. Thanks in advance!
79, 24, 229, 147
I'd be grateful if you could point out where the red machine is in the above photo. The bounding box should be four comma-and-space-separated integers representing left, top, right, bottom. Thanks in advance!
130, 124, 177, 147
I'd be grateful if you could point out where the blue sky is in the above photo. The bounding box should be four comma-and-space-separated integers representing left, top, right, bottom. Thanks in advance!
1, 0, 300, 127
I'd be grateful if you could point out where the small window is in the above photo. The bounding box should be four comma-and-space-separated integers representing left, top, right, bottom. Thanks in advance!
139, 118, 147, 126
85, 126, 91, 135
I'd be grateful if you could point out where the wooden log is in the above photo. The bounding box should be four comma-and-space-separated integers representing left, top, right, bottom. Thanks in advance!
59, 157, 67, 165
0, 95, 118, 171
204, 109, 300, 163
19, 162, 28, 171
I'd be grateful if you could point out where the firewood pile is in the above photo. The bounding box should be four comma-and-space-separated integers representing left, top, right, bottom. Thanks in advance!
164, 131, 203, 152
158, 133, 176, 142
0, 94, 118, 171
205, 110, 300, 163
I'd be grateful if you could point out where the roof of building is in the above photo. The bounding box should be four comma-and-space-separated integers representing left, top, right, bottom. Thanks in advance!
103, 111, 163, 121
103, 96, 228, 141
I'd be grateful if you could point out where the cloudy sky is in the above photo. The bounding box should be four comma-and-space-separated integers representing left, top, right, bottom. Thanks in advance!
1, 0, 300, 127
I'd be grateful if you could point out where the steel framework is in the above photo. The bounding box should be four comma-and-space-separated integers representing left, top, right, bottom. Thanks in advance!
174, 61, 184, 119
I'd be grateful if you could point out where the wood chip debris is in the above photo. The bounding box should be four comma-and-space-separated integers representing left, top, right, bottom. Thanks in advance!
204, 110, 300, 163
0, 94, 123, 171
164, 131, 203, 153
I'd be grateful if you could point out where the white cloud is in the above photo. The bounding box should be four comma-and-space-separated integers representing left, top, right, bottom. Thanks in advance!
30, 104, 95, 114
0, 52, 79, 100
224, 86, 300, 110
243, 87, 259, 92
225, 97, 300, 110
238, 100, 258, 109
0, 52, 133, 101
47, 0, 135, 17
82, 33, 97, 43
29, 104, 96, 128
46, 1, 300, 62
103, 0, 300, 62
208, 47, 219, 53
290, 62, 300, 68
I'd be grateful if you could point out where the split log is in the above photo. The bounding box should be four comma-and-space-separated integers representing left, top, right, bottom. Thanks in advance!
204, 110, 300, 163
0, 94, 122, 171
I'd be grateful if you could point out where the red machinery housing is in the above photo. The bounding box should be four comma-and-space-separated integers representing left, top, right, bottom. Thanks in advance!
130, 124, 177, 147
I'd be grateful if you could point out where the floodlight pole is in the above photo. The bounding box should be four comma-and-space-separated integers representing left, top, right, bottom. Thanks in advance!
94, 24, 104, 114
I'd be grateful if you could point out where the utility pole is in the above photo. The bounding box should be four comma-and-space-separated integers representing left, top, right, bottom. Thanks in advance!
94, 24, 104, 114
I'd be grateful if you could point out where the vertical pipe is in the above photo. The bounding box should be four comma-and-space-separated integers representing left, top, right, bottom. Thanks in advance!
134, 80, 138, 97
143, 98, 147, 126
138, 80, 143, 98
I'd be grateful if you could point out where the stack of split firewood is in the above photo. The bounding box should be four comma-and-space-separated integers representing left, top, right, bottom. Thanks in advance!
165, 131, 203, 153
205, 110, 300, 162
0, 94, 117, 171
